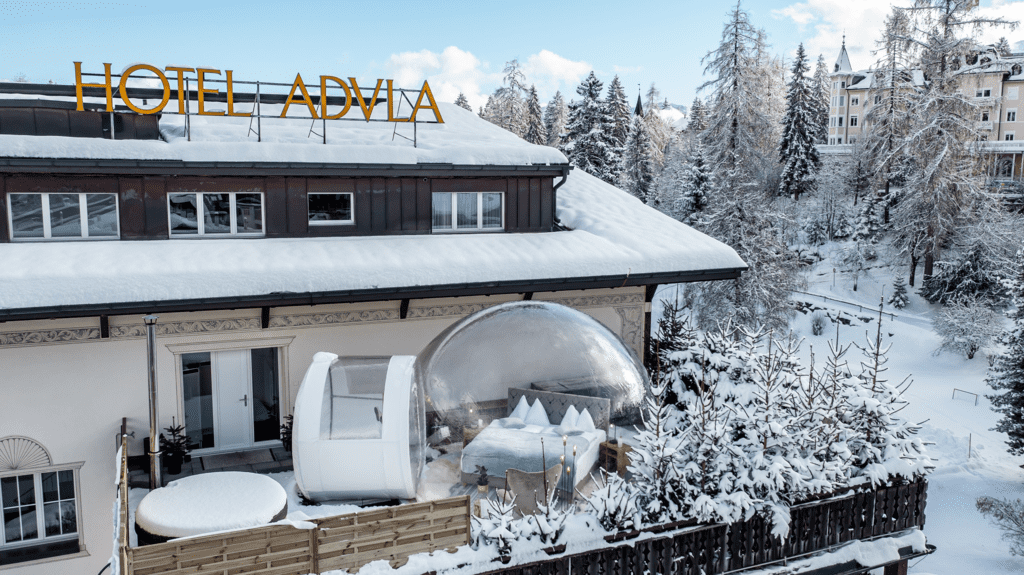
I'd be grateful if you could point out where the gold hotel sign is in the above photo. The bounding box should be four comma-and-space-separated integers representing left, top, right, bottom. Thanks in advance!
73, 63, 443, 123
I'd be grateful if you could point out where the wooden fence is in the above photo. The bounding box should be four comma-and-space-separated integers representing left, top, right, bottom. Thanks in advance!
122, 494, 470, 575
482, 479, 929, 575
116, 425, 130, 575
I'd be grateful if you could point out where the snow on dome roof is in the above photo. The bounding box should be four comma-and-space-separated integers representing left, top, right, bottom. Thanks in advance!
0, 170, 746, 312
415, 301, 649, 425
0, 96, 566, 167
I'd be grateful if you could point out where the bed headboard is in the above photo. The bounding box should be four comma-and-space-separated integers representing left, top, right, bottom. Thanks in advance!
507, 388, 611, 432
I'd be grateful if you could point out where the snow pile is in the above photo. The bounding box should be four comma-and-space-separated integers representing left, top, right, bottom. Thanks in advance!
0, 170, 745, 311
134, 472, 287, 538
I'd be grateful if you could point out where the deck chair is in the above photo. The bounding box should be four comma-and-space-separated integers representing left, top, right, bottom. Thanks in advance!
504, 464, 562, 517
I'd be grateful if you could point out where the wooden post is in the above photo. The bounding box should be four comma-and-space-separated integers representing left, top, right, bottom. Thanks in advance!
884, 559, 908, 575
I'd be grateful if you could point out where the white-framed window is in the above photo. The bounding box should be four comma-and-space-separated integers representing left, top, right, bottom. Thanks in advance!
976, 88, 992, 97
168, 192, 264, 237
431, 192, 503, 232
851, 96, 860, 106
838, 116, 844, 127
1009, 87, 1020, 100
874, 94, 882, 105
7, 193, 119, 241
0, 437, 85, 568
307, 193, 354, 225
1008, 109, 1018, 122
831, 96, 837, 107
833, 82, 838, 90
850, 116, 858, 127
837, 137, 843, 144
841, 81, 846, 89
839, 95, 846, 106
1007, 132, 1016, 141
829, 137, 835, 145
982, 111, 990, 121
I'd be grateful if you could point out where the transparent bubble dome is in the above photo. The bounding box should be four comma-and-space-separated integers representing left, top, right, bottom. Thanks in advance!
415, 301, 649, 427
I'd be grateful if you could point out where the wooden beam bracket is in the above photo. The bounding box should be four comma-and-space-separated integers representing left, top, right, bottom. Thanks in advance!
261, 307, 270, 329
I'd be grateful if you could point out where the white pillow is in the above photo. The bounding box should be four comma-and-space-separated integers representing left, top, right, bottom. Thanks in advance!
559, 405, 580, 429
524, 400, 551, 426
576, 408, 596, 432
502, 417, 527, 429
509, 396, 530, 420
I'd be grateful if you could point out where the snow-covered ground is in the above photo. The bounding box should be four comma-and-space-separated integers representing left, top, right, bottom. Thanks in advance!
658, 243, 1024, 574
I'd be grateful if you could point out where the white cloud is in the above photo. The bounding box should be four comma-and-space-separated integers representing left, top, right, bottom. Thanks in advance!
613, 64, 643, 74
773, 0, 1024, 71
384, 47, 590, 111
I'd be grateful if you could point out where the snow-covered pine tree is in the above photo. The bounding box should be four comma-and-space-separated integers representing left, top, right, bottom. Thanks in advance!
606, 75, 632, 156
852, 192, 880, 243
523, 85, 547, 145
995, 36, 1014, 57
642, 84, 674, 170
676, 141, 714, 224
888, 274, 909, 309
492, 59, 528, 136
846, 302, 931, 485
988, 252, 1024, 455
626, 375, 686, 525
481, 94, 497, 122
779, 43, 821, 200
811, 54, 830, 144
561, 72, 619, 184
454, 93, 472, 112
687, 97, 709, 137
622, 113, 654, 203
544, 91, 568, 149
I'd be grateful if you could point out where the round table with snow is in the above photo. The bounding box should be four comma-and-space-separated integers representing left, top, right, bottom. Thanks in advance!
134, 472, 288, 545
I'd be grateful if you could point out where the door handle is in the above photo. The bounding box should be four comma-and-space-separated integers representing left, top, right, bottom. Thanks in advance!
240, 394, 247, 407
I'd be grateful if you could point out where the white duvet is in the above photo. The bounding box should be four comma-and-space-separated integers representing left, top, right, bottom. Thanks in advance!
461, 418, 606, 484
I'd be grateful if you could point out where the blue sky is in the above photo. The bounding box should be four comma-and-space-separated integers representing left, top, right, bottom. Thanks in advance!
2, 0, 1023, 110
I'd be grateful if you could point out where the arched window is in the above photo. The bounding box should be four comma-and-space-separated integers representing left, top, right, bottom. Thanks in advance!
0, 436, 85, 567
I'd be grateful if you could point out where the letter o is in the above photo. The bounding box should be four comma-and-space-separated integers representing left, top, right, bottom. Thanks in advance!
118, 64, 170, 114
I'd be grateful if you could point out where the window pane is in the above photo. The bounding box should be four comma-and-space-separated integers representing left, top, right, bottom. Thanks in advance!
482, 193, 502, 228
203, 194, 231, 234
42, 473, 58, 503
18, 476, 34, 506
60, 501, 76, 534
456, 193, 477, 228
48, 194, 82, 237
431, 193, 452, 229
44, 502, 60, 537
182, 352, 215, 449
251, 348, 280, 443
58, 471, 74, 501
10, 194, 44, 239
308, 193, 352, 223
235, 193, 263, 233
169, 193, 198, 235
20, 507, 36, 540
4, 509, 20, 542
1, 477, 17, 508
86, 194, 118, 237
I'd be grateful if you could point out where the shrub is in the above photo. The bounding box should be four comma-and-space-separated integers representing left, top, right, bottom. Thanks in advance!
811, 312, 828, 336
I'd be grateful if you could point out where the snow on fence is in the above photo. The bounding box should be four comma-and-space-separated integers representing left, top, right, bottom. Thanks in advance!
122, 495, 471, 575
479, 480, 929, 575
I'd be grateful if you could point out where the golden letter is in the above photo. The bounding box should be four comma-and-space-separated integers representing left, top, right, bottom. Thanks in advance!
410, 80, 444, 123
74, 62, 113, 112
165, 66, 195, 114
386, 80, 408, 122
118, 64, 170, 115
225, 70, 251, 117
348, 78, 384, 121
280, 73, 319, 118
196, 69, 223, 116
320, 76, 352, 120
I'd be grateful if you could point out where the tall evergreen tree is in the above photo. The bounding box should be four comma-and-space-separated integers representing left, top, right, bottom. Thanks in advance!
454, 93, 472, 112
642, 84, 673, 170
543, 91, 568, 148
562, 72, 619, 184
523, 85, 547, 145
678, 142, 713, 223
606, 75, 632, 153
811, 54, 830, 144
989, 253, 1024, 455
622, 114, 654, 203
687, 97, 709, 136
491, 59, 528, 136
778, 43, 821, 200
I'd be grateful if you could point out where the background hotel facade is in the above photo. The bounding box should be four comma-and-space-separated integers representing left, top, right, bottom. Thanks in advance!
824, 41, 1024, 183
0, 72, 745, 574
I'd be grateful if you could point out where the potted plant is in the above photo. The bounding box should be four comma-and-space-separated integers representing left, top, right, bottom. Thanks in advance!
160, 423, 192, 475
475, 465, 489, 493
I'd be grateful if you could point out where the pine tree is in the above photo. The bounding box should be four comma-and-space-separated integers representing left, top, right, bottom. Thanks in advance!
523, 85, 547, 145
989, 253, 1024, 454
888, 274, 909, 309
642, 84, 673, 170
811, 54, 830, 144
995, 37, 1013, 57
778, 43, 821, 200
686, 97, 709, 137
544, 91, 568, 149
606, 75, 632, 154
491, 59, 528, 136
454, 93, 472, 112
677, 142, 713, 223
626, 377, 686, 524
481, 94, 497, 122
561, 72, 619, 184
852, 194, 880, 243
622, 114, 654, 203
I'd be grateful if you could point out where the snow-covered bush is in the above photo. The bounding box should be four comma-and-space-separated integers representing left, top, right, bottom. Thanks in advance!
627, 378, 687, 524
977, 496, 1024, 556
888, 275, 909, 309
934, 295, 1002, 360
471, 496, 520, 556
526, 490, 569, 546
585, 470, 640, 533
811, 312, 828, 335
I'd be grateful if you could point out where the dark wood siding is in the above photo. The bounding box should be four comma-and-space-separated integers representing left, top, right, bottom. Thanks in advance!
0, 174, 556, 241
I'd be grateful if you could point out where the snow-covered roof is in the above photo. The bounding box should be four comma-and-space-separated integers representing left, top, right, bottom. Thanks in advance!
835, 44, 853, 75
0, 96, 567, 167
0, 170, 746, 312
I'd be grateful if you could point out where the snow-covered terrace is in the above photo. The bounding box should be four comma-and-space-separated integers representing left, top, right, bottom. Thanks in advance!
0, 98, 746, 316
